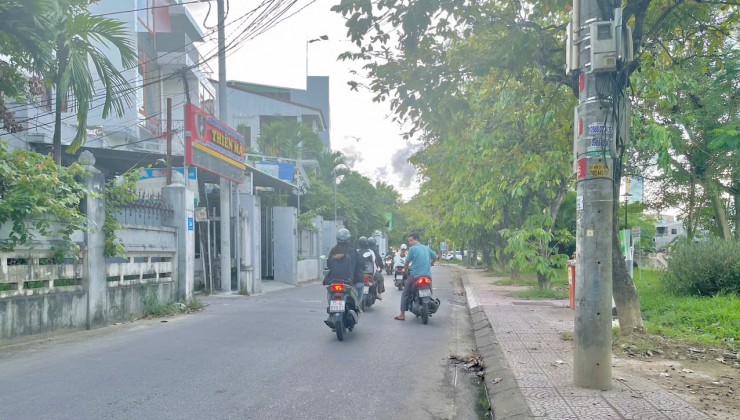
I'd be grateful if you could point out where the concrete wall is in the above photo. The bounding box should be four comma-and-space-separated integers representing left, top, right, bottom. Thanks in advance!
0, 152, 189, 341
0, 290, 88, 340
297, 259, 319, 283
107, 282, 175, 322
290, 76, 331, 149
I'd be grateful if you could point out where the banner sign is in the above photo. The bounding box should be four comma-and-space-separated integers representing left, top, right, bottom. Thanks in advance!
185, 103, 245, 183
137, 167, 199, 204
255, 161, 296, 184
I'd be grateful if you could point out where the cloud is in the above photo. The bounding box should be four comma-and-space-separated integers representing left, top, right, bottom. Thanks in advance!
338, 144, 364, 168
390, 143, 420, 188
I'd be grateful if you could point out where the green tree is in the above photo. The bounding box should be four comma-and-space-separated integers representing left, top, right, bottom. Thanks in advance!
333, 0, 738, 334
49, 1, 137, 163
257, 120, 323, 160
0, 141, 87, 256
0, 0, 55, 133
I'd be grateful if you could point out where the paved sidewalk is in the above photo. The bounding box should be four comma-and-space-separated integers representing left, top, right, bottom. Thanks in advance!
459, 267, 710, 420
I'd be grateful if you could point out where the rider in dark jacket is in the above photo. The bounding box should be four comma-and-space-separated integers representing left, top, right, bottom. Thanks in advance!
368, 237, 385, 299
325, 229, 364, 323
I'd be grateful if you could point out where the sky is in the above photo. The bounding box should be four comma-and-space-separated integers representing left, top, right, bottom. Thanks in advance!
188, 0, 422, 199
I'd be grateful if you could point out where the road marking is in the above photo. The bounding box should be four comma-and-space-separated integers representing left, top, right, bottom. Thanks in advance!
464, 285, 479, 309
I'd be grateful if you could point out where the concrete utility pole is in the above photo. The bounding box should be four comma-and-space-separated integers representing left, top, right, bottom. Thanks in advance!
569, 0, 629, 389
217, 0, 232, 292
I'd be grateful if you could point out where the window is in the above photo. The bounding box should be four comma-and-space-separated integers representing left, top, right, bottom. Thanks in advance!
671, 228, 677, 235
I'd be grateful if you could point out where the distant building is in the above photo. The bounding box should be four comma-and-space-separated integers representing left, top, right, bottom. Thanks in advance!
654, 214, 685, 250
225, 77, 331, 150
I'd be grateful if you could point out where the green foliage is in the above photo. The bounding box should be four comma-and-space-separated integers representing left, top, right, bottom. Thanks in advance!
258, 191, 288, 207
103, 170, 140, 257
663, 238, 740, 296
298, 209, 320, 230
52, 7, 137, 157
501, 213, 572, 287
0, 0, 56, 132
142, 291, 176, 317
0, 142, 87, 257
257, 120, 323, 159
636, 269, 739, 348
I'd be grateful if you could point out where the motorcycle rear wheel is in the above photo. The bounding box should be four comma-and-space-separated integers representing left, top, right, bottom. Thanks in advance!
421, 302, 429, 325
336, 317, 345, 341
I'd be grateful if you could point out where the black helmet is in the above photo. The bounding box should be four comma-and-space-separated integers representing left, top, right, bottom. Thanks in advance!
336, 228, 351, 243
368, 237, 377, 246
358, 236, 368, 247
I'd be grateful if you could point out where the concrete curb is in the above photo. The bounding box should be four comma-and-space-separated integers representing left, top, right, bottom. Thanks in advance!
458, 269, 534, 420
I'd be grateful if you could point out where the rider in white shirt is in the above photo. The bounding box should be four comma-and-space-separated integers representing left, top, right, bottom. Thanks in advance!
393, 244, 408, 269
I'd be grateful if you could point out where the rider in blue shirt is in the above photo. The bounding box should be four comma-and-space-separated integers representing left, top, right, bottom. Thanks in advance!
395, 232, 437, 321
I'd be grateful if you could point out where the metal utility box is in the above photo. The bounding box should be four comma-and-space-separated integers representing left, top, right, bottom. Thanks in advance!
589, 21, 617, 72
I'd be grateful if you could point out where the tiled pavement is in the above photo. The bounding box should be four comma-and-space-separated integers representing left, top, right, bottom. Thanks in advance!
459, 267, 711, 420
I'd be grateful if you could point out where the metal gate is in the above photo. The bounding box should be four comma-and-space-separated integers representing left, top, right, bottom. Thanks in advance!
261, 205, 274, 279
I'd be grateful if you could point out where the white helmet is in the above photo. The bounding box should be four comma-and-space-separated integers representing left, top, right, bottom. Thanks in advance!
400, 244, 408, 250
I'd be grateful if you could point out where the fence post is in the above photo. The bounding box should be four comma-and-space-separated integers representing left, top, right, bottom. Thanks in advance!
79, 151, 107, 329
163, 178, 194, 303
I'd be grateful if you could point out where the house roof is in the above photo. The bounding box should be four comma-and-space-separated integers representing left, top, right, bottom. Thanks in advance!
207, 79, 327, 131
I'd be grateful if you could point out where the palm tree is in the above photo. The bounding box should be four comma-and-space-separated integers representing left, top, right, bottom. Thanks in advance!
0, 0, 55, 133
317, 150, 350, 184
50, 5, 137, 163
257, 120, 323, 160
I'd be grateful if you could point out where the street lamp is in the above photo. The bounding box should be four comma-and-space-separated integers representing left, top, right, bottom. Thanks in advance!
306, 35, 328, 79
623, 192, 632, 228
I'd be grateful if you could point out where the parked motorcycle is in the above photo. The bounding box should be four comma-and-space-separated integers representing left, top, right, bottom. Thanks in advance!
384, 256, 394, 275
405, 276, 441, 324
363, 273, 378, 309
393, 266, 407, 290
324, 280, 361, 341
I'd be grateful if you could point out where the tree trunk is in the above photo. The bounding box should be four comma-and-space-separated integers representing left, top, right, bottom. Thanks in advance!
707, 180, 732, 240
537, 272, 550, 290
686, 177, 696, 240
53, 36, 68, 166
612, 181, 645, 334
734, 186, 740, 241
53, 87, 63, 165
481, 235, 493, 271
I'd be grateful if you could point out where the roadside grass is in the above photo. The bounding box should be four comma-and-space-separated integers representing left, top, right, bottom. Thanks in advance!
143, 293, 206, 318
512, 287, 569, 300
497, 269, 569, 300
634, 269, 739, 349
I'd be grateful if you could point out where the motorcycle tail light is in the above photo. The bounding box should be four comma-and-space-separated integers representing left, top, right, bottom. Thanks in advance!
331, 284, 345, 292
417, 277, 431, 286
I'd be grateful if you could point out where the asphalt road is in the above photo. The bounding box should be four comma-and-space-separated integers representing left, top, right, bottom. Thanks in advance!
0, 265, 483, 419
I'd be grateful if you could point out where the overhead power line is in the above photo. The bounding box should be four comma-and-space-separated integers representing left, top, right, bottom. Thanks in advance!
16, 0, 311, 132
92, 0, 203, 17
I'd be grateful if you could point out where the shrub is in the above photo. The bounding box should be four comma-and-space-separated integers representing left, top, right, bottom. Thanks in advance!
663, 238, 740, 296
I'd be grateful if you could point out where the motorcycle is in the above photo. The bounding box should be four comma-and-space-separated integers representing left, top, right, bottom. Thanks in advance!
363, 272, 378, 309
324, 280, 361, 341
384, 256, 394, 275
406, 276, 441, 325
393, 266, 407, 290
